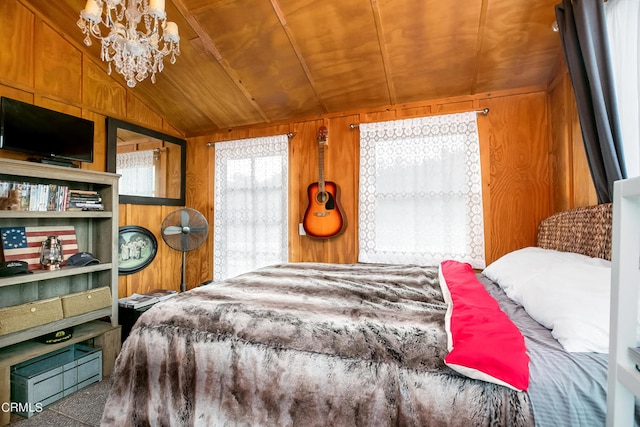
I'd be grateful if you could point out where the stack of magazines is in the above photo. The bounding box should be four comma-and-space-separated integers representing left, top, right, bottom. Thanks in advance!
66, 189, 104, 211
118, 289, 178, 309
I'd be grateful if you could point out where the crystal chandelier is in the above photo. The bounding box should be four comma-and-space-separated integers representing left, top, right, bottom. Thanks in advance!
77, 0, 180, 88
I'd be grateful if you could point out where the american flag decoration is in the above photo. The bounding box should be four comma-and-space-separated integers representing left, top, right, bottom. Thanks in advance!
0, 226, 78, 270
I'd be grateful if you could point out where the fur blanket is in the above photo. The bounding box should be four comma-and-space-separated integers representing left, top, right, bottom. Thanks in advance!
102, 263, 533, 426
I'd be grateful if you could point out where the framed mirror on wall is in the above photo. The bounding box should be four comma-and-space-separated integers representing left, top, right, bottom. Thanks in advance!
106, 118, 186, 206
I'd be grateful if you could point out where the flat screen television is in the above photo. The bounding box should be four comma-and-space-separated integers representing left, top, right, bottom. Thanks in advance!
0, 97, 94, 165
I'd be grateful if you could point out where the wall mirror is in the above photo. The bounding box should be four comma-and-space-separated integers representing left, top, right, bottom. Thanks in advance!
107, 118, 186, 206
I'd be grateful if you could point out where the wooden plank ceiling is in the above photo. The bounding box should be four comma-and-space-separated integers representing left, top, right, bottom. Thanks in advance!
23, 0, 562, 137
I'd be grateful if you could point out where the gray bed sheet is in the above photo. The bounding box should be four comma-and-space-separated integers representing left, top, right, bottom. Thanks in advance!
478, 274, 639, 427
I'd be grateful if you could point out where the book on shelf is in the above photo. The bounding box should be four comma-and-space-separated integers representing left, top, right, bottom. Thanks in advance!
118, 294, 159, 309
0, 181, 8, 197
66, 189, 104, 211
66, 202, 105, 211
68, 193, 101, 202
67, 189, 100, 196
68, 196, 102, 203
0, 179, 84, 212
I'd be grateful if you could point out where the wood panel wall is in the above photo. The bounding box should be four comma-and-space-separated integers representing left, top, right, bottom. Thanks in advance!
547, 64, 598, 210
0, 1, 597, 294
186, 87, 556, 286
0, 1, 185, 298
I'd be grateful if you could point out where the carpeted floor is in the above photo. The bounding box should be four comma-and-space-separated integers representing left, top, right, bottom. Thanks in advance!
8, 378, 111, 427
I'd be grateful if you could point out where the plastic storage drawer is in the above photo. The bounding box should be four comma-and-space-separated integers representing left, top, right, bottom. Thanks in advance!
10, 343, 102, 417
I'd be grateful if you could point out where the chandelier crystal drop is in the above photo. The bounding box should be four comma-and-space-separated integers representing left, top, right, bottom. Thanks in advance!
77, 0, 180, 88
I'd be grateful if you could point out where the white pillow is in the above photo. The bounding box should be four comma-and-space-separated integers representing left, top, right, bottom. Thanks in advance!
482, 247, 632, 353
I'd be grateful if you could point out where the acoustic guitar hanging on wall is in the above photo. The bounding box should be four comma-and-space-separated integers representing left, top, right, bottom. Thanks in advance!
302, 125, 344, 238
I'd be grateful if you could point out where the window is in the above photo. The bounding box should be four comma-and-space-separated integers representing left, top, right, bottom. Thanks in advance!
359, 112, 485, 268
116, 150, 155, 197
213, 135, 289, 280
605, 0, 640, 177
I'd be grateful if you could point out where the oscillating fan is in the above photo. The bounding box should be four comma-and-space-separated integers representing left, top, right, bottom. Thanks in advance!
161, 208, 209, 292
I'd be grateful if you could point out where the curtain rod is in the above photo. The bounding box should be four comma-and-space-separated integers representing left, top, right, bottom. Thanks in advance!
206, 132, 295, 147
205, 109, 491, 143
348, 108, 489, 129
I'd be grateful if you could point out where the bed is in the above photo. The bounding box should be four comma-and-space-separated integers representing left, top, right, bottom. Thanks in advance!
102, 203, 635, 426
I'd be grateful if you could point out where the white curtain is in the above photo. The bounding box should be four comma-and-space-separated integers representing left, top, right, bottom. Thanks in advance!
116, 150, 155, 196
606, 0, 640, 177
214, 135, 289, 281
359, 112, 485, 268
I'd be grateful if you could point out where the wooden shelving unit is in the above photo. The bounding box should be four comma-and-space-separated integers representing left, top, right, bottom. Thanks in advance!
607, 176, 640, 426
0, 158, 121, 426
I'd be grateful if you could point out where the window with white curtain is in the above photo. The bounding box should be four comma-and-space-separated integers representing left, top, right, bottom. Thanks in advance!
359, 112, 485, 268
214, 135, 289, 281
116, 150, 155, 196
605, 0, 640, 177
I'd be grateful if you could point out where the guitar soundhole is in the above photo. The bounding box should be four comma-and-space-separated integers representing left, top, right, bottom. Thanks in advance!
316, 191, 328, 204
315, 191, 335, 210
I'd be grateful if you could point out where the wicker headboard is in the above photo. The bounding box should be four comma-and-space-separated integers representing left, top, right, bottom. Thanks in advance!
536, 203, 613, 261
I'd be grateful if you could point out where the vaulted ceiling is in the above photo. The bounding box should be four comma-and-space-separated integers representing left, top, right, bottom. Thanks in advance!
23, 0, 563, 137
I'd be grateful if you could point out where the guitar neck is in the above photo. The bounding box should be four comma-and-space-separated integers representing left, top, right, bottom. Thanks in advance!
318, 142, 325, 192
316, 125, 328, 193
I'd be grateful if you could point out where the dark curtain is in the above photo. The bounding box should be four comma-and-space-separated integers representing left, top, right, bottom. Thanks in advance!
555, 0, 626, 204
